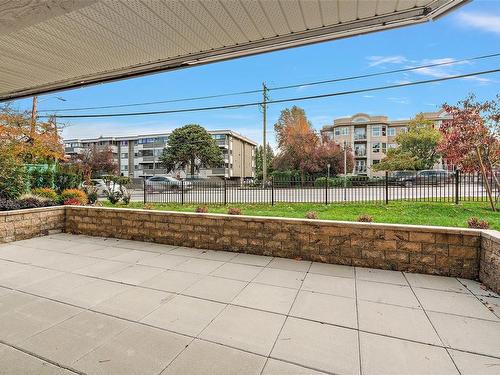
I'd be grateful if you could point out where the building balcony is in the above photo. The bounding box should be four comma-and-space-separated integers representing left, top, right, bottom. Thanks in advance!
354, 135, 367, 141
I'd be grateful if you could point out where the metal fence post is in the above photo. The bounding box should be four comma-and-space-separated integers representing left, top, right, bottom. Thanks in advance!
224, 178, 227, 205
181, 180, 184, 205
455, 169, 460, 205
385, 171, 389, 205
143, 178, 146, 204
325, 174, 328, 205
271, 176, 274, 206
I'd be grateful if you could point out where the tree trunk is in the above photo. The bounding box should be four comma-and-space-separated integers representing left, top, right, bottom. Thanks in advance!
476, 147, 496, 211
190, 157, 195, 178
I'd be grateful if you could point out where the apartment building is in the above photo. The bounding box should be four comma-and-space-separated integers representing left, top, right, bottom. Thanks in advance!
64, 130, 256, 180
320, 111, 448, 177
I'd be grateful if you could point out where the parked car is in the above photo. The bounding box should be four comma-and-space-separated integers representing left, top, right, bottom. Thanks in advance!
184, 176, 223, 188
81, 179, 126, 197
145, 176, 193, 192
394, 170, 454, 187
387, 171, 416, 186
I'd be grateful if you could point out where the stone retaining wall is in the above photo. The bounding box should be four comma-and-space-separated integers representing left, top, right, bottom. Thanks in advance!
480, 231, 500, 294
65, 206, 482, 279
0, 206, 65, 243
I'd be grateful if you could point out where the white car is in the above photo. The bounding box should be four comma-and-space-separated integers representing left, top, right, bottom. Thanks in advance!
82, 179, 127, 197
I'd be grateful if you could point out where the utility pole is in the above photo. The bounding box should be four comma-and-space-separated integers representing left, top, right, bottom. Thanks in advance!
262, 82, 269, 184
30, 96, 37, 138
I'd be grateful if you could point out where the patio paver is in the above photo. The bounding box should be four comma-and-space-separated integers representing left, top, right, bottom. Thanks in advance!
0, 234, 498, 375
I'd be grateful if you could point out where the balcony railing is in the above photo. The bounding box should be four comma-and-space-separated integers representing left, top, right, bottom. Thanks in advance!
354, 134, 366, 140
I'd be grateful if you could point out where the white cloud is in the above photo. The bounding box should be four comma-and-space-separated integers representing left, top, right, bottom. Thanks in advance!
456, 12, 500, 36
366, 55, 407, 67
387, 97, 410, 105
362, 95, 375, 98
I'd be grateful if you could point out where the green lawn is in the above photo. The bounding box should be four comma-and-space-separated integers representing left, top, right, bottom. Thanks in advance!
103, 201, 499, 229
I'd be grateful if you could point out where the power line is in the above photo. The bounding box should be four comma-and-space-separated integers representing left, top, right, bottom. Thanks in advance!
40, 68, 500, 119
268, 52, 500, 92
38, 52, 500, 113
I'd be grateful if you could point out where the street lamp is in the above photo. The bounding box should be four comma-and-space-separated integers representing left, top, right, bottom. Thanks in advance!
327, 163, 331, 180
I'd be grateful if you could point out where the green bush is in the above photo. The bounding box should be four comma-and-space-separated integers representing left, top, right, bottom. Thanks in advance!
31, 187, 58, 201
60, 189, 87, 205
0, 153, 27, 199
270, 170, 302, 181
314, 177, 352, 187
28, 168, 55, 189
54, 169, 82, 193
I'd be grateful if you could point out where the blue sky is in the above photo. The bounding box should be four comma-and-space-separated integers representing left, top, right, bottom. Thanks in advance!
10, 0, 500, 148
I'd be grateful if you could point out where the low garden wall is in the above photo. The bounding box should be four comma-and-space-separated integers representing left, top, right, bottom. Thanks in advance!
0, 206, 65, 243
65, 206, 482, 279
1, 206, 498, 293
480, 231, 500, 294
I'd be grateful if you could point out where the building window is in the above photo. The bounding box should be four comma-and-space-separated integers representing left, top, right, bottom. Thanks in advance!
372, 160, 380, 166
400, 127, 408, 133
121, 165, 128, 171
388, 128, 396, 136
381, 126, 387, 136
388, 143, 397, 149
121, 153, 128, 159
372, 126, 381, 137
372, 142, 381, 153
120, 140, 128, 146
382, 143, 387, 154
334, 127, 348, 136
213, 134, 226, 140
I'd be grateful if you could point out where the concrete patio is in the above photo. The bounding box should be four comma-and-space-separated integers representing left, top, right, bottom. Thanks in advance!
0, 234, 499, 375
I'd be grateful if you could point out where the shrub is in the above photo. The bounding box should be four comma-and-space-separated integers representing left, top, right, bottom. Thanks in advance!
32, 187, 58, 201
82, 185, 98, 204
357, 214, 373, 222
60, 189, 87, 205
195, 206, 209, 213
305, 211, 318, 219
106, 190, 122, 204
0, 197, 57, 211
314, 177, 352, 187
28, 168, 54, 189
18, 197, 56, 208
54, 169, 82, 193
121, 190, 131, 204
143, 203, 154, 210
467, 217, 489, 229
63, 198, 82, 206
0, 153, 27, 199
227, 207, 242, 215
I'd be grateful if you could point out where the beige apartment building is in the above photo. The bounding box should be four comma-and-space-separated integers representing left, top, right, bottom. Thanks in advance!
64, 130, 256, 180
320, 111, 448, 177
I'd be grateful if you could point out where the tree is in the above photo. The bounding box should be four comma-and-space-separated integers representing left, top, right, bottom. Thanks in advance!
438, 94, 500, 211
160, 124, 223, 177
314, 135, 354, 175
0, 147, 27, 199
0, 106, 64, 163
273, 106, 320, 180
273, 106, 353, 178
373, 114, 442, 172
71, 145, 118, 180
255, 144, 275, 181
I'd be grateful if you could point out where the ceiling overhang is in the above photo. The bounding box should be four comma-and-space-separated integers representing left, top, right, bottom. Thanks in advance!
0, 0, 468, 101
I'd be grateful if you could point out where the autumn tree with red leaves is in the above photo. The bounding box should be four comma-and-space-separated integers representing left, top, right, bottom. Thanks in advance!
439, 94, 499, 211
273, 106, 353, 179
71, 145, 118, 181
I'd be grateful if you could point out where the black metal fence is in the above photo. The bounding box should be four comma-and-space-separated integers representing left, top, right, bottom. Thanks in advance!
143, 171, 499, 206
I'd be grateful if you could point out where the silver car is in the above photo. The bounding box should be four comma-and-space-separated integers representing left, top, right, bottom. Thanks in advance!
145, 176, 193, 192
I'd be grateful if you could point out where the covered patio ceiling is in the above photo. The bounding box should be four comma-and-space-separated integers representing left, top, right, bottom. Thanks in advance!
0, 0, 467, 101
